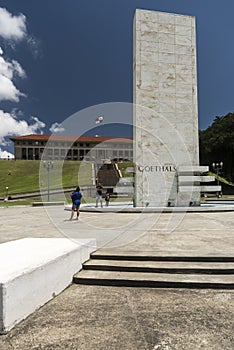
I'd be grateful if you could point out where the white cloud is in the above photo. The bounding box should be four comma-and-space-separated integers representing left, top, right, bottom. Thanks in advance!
27, 35, 42, 59
0, 48, 26, 102
30, 116, 45, 130
0, 74, 25, 102
11, 59, 26, 78
0, 7, 26, 40
0, 7, 44, 156
10, 108, 24, 117
0, 51, 26, 78
50, 122, 65, 134
0, 110, 45, 144
0, 7, 28, 103
0, 148, 14, 159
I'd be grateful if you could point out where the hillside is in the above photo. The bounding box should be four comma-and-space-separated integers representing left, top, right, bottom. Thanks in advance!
0, 160, 92, 198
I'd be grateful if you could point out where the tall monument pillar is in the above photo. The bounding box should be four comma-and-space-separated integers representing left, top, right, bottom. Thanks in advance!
133, 9, 206, 207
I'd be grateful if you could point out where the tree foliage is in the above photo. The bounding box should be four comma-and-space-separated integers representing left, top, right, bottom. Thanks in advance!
199, 112, 234, 181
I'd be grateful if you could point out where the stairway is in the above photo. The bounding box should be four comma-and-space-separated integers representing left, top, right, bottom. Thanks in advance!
73, 251, 234, 289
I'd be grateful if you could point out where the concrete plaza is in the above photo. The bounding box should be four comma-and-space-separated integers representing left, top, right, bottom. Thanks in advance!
0, 204, 234, 349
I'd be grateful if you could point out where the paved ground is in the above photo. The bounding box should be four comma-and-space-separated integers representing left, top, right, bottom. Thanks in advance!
0, 205, 234, 349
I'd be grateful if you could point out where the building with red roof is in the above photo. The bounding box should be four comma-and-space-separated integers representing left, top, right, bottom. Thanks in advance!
10, 134, 133, 162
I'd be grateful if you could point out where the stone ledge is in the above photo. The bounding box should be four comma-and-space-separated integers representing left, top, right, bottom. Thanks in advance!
177, 166, 209, 173
201, 185, 222, 192
0, 238, 96, 334
32, 201, 65, 207
178, 175, 215, 183
78, 204, 234, 213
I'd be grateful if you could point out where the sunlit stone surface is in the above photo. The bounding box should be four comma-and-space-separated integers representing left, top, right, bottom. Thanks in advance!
133, 9, 207, 207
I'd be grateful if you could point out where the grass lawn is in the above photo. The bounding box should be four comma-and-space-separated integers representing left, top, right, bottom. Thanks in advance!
0, 160, 92, 198
117, 161, 134, 177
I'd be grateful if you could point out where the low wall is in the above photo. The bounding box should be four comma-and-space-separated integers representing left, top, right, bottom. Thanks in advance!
0, 238, 96, 334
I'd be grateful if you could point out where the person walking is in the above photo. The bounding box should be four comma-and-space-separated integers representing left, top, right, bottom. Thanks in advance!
95, 183, 103, 208
69, 186, 82, 221
105, 191, 110, 207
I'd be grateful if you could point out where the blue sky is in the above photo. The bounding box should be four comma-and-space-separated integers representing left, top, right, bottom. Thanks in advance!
0, 0, 234, 157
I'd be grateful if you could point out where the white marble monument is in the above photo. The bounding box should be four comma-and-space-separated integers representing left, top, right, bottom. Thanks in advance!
133, 9, 219, 207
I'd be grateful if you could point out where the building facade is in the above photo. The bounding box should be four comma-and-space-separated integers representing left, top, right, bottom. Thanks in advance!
10, 134, 133, 162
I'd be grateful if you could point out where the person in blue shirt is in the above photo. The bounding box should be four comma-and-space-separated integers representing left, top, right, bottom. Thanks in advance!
69, 186, 82, 221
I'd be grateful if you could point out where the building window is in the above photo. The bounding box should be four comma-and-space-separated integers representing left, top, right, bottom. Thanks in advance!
73, 150, 78, 159
67, 149, 72, 159
79, 149, 84, 160
47, 149, 53, 158
60, 149, 66, 158
54, 149, 59, 158
22, 148, 27, 159
28, 148, 33, 160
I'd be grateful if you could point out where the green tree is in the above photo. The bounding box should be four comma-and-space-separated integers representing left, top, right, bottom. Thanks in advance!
199, 112, 234, 181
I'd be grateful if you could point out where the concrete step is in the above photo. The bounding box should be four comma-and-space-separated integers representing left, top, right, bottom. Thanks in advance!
90, 251, 234, 263
83, 259, 234, 274
73, 269, 234, 289
74, 250, 234, 289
